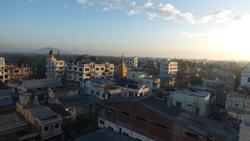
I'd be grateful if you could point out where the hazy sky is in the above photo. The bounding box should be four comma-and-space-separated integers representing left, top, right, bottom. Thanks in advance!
0, 0, 250, 60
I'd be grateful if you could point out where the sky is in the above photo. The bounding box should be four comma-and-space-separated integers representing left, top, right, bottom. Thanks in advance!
0, 0, 250, 60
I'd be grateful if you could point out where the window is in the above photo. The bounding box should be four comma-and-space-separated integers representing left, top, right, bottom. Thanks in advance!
107, 108, 115, 113
154, 123, 167, 129
235, 103, 239, 107
96, 91, 100, 96
4, 75, 8, 78
136, 117, 146, 122
99, 120, 104, 124
123, 132, 129, 136
79, 68, 82, 71
44, 126, 49, 132
101, 67, 104, 70
185, 132, 199, 139
121, 111, 130, 116
108, 126, 113, 131
55, 123, 59, 128
187, 104, 192, 107
85, 68, 90, 71
176, 102, 182, 108
96, 68, 100, 71
248, 77, 250, 82
91, 90, 94, 94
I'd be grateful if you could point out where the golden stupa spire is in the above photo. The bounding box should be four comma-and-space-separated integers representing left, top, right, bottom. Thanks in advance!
117, 49, 127, 79
122, 49, 125, 62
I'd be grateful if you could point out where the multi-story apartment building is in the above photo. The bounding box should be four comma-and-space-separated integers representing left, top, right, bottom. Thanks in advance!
0, 57, 33, 82
46, 50, 114, 82
98, 95, 237, 141
67, 61, 114, 82
0, 57, 10, 83
46, 50, 66, 80
167, 89, 211, 117
126, 56, 138, 68
9, 65, 33, 81
160, 60, 178, 75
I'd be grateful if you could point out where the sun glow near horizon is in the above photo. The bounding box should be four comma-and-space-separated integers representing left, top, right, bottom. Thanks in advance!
213, 14, 250, 60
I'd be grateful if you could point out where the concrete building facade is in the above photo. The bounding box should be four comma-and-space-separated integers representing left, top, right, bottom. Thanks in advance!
126, 56, 138, 68
168, 89, 211, 117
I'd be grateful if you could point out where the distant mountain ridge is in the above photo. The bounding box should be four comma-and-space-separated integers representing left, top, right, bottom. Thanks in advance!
35, 47, 70, 54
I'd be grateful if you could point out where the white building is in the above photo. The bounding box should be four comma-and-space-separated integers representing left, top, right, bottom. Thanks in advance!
126, 56, 138, 68
240, 67, 250, 87
81, 79, 150, 100
81, 79, 122, 100
67, 61, 114, 82
168, 89, 210, 116
127, 71, 160, 90
239, 114, 250, 141
46, 50, 66, 80
160, 60, 178, 75
0, 57, 10, 83
0, 57, 5, 67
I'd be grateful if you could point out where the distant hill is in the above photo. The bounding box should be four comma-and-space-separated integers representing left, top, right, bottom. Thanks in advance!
34, 47, 70, 54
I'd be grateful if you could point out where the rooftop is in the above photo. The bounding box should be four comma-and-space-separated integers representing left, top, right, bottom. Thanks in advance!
59, 94, 101, 107
174, 88, 210, 98
116, 79, 141, 89
158, 73, 175, 79
21, 78, 63, 89
0, 112, 28, 135
74, 128, 137, 141
29, 105, 58, 121
0, 82, 10, 90
105, 95, 238, 141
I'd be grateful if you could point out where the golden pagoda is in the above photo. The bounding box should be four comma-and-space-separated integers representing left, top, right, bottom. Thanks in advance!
117, 51, 127, 79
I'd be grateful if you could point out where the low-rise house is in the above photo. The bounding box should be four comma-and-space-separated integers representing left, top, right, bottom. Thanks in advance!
57, 94, 101, 120
17, 104, 63, 140
225, 91, 250, 120
167, 88, 211, 117
127, 71, 160, 90
116, 79, 150, 97
81, 79, 122, 100
81, 79, 150, 100
18, 79, 62, 106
